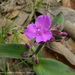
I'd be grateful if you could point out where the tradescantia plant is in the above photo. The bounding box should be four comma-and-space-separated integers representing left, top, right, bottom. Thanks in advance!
0, 12, 75, 75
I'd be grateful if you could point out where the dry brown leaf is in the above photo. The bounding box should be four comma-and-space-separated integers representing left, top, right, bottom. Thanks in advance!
8, 34, 30, 44
0, 0, 3, 3
1, 0, 16, 12
37, 0, 60, 14
61, 38, 75, 54
1, 0, 25, 12
56, 0, 61, 2
70, 0, 75, 9
43, 0, 58, 4
62, 0, 75, 9
7, 10, 20, 19
24, 11, 34, 27
19, 34, 30, 44
42, 47, 75, 69
48, 6, 75, 23
0, 18, 12, 27
62, 0, 71, 8
61, 40, 72, 51
13, 11, 29, 26
16, 0, 25, 4
68, 39, 75, 54
46, 42, 75, 65
64, 21, 75, 40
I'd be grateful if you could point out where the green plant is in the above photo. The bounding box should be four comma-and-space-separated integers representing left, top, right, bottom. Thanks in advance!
0, 13, 74, 75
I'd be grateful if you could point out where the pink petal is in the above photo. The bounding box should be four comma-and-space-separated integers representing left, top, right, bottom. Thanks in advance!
36, 30, 52, 43
35, 15, 51, 29
24, 24, 36, 39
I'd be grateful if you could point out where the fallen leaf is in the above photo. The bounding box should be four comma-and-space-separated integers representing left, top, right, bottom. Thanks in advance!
0, 18, 13, 28
8, 34, 30, 44
1, 0, 16, 12
19, 34, 30, 44
13, 11, 29, 26
56, 0, 61, 2
62, 0, 71, 8
70, 0, 75, 9
48, 7, 75, 23
16, 0, 25, 4
46, 42, 75, 65
68, 38, 75, 54
37, 0, 60, 14
7, 10, 20, 19
42, 47, 75, 69
62, 0, 75, 9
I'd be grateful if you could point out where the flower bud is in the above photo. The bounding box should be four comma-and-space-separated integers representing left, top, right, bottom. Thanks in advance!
52, 24, 62, 30
25, 44, 30, 49
25, 43, 32, 50
50, 37, 55, 42
22, 52, 29, 58
60, 32, 67, 36
31, 55, 38, 64
51, 30, 60, 35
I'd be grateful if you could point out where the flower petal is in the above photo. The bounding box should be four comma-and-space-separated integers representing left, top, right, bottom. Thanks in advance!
35, 15, 51, 29
36, 30, 52, 43
24, 24, 36, 39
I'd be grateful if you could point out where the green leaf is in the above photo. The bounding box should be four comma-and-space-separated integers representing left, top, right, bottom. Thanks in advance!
37, 50, 44, 58
52, 12, 64, 31
33, 58, 75, 75
0, 44, 27, 58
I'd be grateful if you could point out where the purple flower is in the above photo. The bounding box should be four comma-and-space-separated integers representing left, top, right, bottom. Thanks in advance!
24, 15, 52, 43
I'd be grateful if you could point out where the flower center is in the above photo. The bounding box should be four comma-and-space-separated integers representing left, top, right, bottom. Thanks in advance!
40, 24, 42, 26
34, 24, 47, 36
44, 28, 46, 30
34, 30, 36, 33
37, 29, 41, 31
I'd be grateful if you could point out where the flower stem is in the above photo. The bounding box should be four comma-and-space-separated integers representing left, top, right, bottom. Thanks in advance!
32, 44, 43, 56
